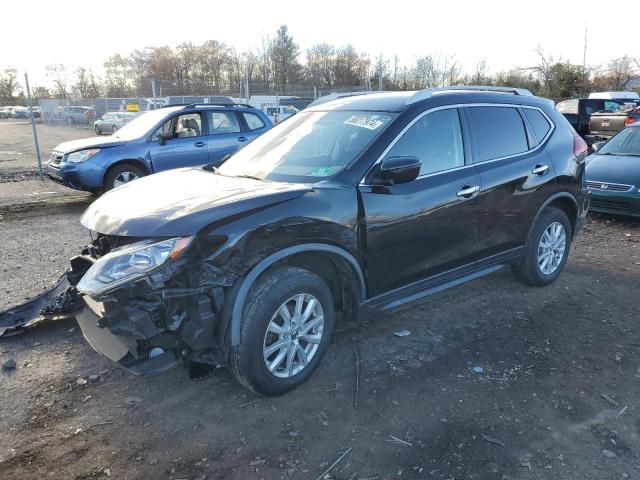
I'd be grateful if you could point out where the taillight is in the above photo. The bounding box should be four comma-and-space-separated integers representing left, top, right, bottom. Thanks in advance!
573, 134, 588, 157
624, 116, 637, 126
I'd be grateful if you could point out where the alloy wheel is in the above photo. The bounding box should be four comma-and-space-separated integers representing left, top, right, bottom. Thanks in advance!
113, 171, 139, 188
262, 293, 324, 378
537, 221, 566, 275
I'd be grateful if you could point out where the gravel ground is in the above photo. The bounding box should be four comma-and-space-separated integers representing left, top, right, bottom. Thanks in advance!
0, 120, 94, 182
1, 207, 640, 480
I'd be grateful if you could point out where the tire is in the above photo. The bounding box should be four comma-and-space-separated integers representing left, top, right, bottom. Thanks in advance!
112, 124, 117, 134
103, 163, 147, 191
230, 266, 334, 396
66, 117, 74, 125
94, 125, 101, 135
512, 207, 572, 286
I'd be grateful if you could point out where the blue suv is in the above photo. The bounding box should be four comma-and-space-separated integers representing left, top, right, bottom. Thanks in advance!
47, 104, 272, 192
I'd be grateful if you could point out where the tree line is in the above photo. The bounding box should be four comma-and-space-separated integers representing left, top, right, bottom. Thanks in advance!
1, 25, 638, 106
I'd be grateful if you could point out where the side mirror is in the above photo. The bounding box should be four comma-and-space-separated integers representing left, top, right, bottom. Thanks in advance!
591, 141, 605, 152
379, 156, 422, 185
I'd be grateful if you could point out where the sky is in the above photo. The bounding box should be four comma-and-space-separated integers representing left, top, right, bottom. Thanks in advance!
1, 0, 634, 87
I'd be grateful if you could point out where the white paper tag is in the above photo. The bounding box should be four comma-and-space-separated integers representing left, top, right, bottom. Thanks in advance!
344, 115, 384, 130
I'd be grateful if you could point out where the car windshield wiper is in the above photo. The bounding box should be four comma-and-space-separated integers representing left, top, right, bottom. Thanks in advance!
236, 174, 264, 181
601, 152, 639, 157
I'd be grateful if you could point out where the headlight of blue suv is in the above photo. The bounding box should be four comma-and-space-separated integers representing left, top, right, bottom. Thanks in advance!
66, 149, 101, 163
77, 237, 192, 296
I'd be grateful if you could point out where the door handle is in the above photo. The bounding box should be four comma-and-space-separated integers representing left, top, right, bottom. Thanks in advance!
194, 141, 206, 147
532, 164, 549, 175
238, 136, 248, 142
456, 185, 480, 198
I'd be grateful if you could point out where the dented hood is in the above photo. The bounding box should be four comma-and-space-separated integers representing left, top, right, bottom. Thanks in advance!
81, 168, 311, 237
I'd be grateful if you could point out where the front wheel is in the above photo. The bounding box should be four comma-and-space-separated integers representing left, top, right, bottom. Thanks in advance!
94, 125, 101, 135
512, 207, 572, 286
230, 266, 334, 396
103, 163, 146, 191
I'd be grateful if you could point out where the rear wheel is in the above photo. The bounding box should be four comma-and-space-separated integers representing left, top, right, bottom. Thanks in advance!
512, 207, 572, 286
103, 163, 146, 191
230, 266, 334, 396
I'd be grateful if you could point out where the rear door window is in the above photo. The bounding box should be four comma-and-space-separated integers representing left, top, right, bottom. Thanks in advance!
207, 111, 241, 134
465, 106, 529, 162
523, 108, 552, 145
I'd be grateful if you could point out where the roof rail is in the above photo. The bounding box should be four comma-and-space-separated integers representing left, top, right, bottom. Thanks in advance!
184, 102, 254, 109
407, 85, 533, 105
307, 91, 380, 108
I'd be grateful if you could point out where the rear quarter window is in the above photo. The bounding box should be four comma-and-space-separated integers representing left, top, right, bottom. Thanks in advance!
465, 106, 529, 162
523, 108, 552, 145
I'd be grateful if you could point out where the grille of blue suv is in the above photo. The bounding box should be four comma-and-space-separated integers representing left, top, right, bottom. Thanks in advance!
50, 151, 63, 167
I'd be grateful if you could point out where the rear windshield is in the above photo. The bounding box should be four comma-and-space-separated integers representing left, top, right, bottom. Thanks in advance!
218, 110, 394, 182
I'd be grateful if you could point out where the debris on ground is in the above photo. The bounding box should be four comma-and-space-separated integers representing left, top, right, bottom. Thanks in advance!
2, 358, 17, 371
314, 446, 352, 480
472, 366, 484, 374
482, 434, 506, 446
602, 449, 617, 458
0, 274, 76, 337
393, 330, 411, 337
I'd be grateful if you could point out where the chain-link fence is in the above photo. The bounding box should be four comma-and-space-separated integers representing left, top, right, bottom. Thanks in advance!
32, 78, 372, 127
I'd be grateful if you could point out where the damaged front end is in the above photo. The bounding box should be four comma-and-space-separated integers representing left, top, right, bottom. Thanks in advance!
70, 233, 237, 375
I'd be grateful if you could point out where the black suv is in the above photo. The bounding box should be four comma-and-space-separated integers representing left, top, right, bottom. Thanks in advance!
69, 86, 590, 395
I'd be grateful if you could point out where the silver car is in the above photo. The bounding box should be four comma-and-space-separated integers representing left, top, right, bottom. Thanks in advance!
94, 112, 139, 135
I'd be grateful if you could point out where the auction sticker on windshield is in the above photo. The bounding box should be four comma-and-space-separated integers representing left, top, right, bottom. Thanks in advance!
344, 115, 385, 130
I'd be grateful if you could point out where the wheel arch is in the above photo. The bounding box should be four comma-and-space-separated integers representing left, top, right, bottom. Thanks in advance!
228, 244, 365, 346
103, 158, 149, 187
530, 192, 578, 239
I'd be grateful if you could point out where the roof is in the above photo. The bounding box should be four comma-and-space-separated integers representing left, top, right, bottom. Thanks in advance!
307, 86, 545, 112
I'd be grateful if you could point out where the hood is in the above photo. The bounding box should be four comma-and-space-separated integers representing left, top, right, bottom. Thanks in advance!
586, 154, 640, 187
80, 168, 312, 237
55, 136, 126, 153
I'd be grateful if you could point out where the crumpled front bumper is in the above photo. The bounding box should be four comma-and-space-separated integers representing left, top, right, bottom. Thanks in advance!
76, 295, 179, 374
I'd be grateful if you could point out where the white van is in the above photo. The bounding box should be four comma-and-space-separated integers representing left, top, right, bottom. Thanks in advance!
588, 91, 640, 100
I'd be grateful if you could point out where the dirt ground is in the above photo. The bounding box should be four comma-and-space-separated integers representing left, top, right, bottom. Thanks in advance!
1, 200, 640, 479
0, 120, 93, 182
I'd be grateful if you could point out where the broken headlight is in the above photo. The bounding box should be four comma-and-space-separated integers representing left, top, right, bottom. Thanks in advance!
77, 237, 192, 296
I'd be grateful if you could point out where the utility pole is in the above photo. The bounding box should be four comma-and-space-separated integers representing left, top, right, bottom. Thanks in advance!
24, 73, 43, 179
582, 24, 588, 95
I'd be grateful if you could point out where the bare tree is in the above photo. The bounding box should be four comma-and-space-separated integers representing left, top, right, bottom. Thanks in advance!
46, 64, 69, 98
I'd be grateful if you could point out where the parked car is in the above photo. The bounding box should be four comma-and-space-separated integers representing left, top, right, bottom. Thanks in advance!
94, 111, 139, 135
47, 103, 272, 192
587, 103, 640, 143
0, 107, 11, 119
61, 106, 96, 124
13, 107, 28, 118
64, 86, 590, 395
556, 97, 639, 146
586, 122, 640, 217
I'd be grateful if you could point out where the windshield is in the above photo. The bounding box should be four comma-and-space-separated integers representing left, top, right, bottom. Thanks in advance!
599, 127, 640, 156
113, 107, 181, 139
218, 110, 394, 182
